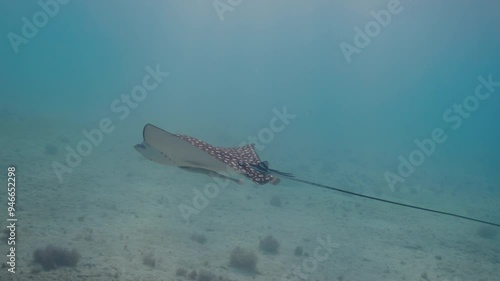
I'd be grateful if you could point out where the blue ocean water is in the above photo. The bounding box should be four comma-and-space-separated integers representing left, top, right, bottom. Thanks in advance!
1, 1, 499, 280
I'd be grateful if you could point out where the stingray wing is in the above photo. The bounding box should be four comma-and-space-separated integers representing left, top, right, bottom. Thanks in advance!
142, 124, 229, 172
139, 124, 275, 184
178, 136, 275, 185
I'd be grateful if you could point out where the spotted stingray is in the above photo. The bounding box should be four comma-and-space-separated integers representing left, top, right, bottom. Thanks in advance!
134, 123, 285, 185
134, 124, 500, 227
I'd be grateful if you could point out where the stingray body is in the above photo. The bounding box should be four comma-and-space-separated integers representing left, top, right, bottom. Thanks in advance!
134, 124, 279, 185
134, 124, 500, 227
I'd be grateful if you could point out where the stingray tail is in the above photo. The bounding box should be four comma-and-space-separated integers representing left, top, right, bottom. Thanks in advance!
286, 176, 500, 228
249, 162, 295, 178
268, 168, 295, 178
249, 162, 500, 227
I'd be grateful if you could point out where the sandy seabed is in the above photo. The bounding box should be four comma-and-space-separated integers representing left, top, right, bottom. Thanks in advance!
0, 119, 499, 281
